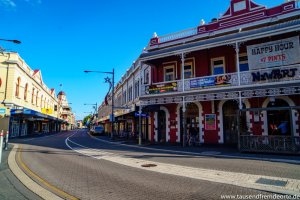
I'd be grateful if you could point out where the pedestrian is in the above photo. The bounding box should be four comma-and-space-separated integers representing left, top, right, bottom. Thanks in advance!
277, 121, 288, 135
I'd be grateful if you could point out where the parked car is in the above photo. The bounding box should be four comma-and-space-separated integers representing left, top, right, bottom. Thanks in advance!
93, 126, 104, 135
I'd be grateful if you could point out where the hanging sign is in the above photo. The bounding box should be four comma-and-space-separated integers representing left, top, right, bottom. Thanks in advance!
205, 114, 216, 130
247, 36, 300, 69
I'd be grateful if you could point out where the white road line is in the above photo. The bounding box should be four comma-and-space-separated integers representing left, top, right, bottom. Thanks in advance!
88, 133, 300, 165
65, 132, 300, 196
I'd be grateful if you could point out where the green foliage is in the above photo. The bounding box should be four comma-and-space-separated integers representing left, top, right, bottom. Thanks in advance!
82, 114, 92, 126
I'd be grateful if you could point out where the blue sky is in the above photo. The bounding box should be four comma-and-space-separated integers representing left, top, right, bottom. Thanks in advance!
0, 0, 285, 119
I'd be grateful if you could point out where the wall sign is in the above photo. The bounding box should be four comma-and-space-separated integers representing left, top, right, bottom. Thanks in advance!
145, 82, 177, 94
247, 36, 300, 69
205, 114, 216, 130
251, 68, 297, 82
190, 75, 231, 89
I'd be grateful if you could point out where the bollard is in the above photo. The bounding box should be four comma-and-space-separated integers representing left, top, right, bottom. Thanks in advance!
0, 130, 3, 164
5, 131, 9, 150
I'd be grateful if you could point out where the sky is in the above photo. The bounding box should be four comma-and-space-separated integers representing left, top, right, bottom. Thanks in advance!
0, 0, 286, 119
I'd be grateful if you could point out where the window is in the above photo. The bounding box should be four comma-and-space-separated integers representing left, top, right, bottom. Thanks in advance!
36, 91, 39, 106
144, 69, 149, 84
134, 80, 139, 99
15, 77, 21, 97
32, 88, 35, 104
211, 57, 225, 75
164, 66, 175, 81
24, 83, 28, 101
41, 95, 43, 107
122, 91, 127, 105
128, 86, 133, 102
184, 59, 195, 79
239, 53, 249, 72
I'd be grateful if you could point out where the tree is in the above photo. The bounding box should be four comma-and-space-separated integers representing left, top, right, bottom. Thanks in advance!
82, 114, 92, 126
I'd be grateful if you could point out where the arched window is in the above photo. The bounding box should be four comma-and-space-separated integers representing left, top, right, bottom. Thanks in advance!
24, 83, 28, 100
15, 77, 21, 97
32, 88, 35, 104
36, 91, 39, 106
41, 95, 43, 108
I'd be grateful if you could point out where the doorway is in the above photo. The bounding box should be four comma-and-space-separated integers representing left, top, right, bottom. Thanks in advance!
157, 110, 166, 143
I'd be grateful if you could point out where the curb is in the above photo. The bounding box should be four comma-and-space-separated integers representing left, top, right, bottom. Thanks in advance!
89, 134, 300, 165
8, 144, 63, 200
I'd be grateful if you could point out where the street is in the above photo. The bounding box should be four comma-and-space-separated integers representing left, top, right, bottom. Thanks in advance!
10, 129, 300, 200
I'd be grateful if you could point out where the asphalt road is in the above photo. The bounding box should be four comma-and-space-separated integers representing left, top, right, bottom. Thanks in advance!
13, 129, 300, 200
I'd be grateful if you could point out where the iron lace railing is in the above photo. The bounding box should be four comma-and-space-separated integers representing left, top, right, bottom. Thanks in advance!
239, 135, 300, 154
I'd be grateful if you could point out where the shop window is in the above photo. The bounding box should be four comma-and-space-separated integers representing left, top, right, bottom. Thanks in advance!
211, 57, 225, 75
24, 83, 28, 101
164, 66, 175, 81
15, 77, 21, 98
239, 53, 249, 72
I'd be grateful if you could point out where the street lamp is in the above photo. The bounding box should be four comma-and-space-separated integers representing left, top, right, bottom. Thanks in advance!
84, 69, 115, 140
84, 103, 98, 114
0, 38, 21, 44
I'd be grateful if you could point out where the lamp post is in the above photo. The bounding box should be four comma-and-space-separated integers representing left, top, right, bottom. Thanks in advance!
84, 69, 115, 140
0, 38, 21, 44
0, 38, 21, 153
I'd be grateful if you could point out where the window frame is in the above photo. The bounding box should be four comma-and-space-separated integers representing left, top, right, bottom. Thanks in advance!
211, 57, 226, 75
238, 52, 249, 72
184, 58, 195, 79
162, 61, 177, 82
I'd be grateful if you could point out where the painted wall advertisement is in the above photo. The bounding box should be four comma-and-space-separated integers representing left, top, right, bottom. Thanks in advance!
205, 114, 216, 130
145, 82, 177, 94
247, 36, 300, 69
190, 75, 231, 89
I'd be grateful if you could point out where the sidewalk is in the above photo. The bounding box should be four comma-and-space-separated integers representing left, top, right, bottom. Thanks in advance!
96, 135, 300, 164
0, 144, 42, 200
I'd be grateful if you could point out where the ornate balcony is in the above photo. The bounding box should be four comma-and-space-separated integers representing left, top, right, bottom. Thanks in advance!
141, 64, 300, 97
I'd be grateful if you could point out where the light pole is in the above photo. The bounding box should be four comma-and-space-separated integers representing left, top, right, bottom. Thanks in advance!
84, 69, 115, 140
0, 38, 21, 153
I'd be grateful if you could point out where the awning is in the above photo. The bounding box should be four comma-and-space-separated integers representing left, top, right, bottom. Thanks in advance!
11, 108, 61, 122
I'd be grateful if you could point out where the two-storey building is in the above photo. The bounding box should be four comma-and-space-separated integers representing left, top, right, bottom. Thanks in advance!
139, 0, 300, 148
98, 0, 300, 153
0, 52, 66, 137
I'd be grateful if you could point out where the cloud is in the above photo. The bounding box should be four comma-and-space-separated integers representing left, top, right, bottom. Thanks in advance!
0, 0, 16, 8
0, 0, 42, 9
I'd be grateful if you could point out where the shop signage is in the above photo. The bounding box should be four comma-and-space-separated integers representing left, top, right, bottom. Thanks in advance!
145, 82, 177, 94
205, 114, 216, 130
41, 108, 53, 115
247, 36, 300, 69
251, 68, 297, 82
134, 112, 149, 118
190, 75, 231, 89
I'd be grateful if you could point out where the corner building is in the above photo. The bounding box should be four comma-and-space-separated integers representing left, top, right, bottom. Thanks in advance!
98, 0, 300, 153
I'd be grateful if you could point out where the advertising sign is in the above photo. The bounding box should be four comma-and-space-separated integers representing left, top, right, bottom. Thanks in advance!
145, 82, 177, 94
190, 75, 231, 89
205, 114, 216, 130
247, 36, 300, 69
41, 108, 53, 115
0, 108, 6, 114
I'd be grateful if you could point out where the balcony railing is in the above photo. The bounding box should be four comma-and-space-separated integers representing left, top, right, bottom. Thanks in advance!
158, 27, 198, 44
239, 135, 300, 154
141, 64, 300, 96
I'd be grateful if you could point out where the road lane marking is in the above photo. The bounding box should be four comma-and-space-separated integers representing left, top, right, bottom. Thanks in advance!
16, 145, 79, 200
66, 133, 300, 196
88, 133, 300, 165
